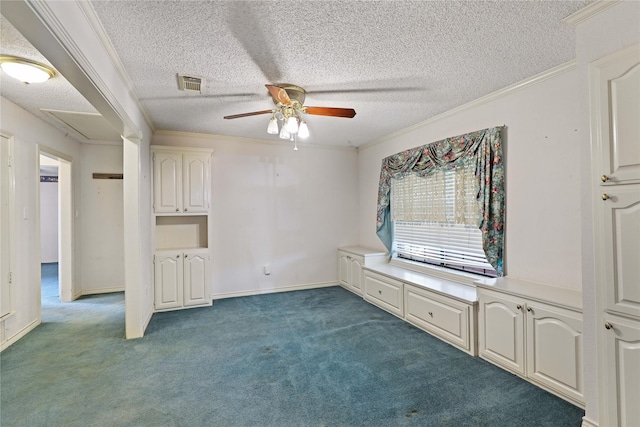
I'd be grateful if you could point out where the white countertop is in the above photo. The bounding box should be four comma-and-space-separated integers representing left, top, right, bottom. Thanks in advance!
475, 277, 583, 310
364, 263, 477, 304
339, 246, 387, 257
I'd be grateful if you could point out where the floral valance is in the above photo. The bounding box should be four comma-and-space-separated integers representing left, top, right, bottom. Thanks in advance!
376, 126, 505, 276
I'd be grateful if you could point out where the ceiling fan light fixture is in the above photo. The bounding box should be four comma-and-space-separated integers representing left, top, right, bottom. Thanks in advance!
285, 115, 299, 134
267, 116, 279, 134
0, 55, 56, 84
279, 126, 291, 140
298, 121, 309, 139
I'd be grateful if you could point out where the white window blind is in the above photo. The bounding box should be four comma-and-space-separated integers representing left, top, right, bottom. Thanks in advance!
391, 168, 496, 277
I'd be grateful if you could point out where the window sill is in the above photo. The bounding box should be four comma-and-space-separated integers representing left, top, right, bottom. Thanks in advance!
389, 257, 488, 287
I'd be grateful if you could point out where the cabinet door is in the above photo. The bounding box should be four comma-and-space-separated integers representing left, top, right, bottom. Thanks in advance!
182, 154, 210, 213
153, 152, 183, 213
338, 252, 349, 288
154, 252, 183, 310
603, 315, 640, 427
183, 250, 209, 307
349, 256, 364, 294
599, 184, 640, 317
478, 290, 525, 375
363, 271, 403, 318
592, 45, 640, 185
526, 303, 584, 405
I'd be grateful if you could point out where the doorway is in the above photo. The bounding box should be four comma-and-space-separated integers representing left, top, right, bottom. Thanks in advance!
38, 148, 73, 310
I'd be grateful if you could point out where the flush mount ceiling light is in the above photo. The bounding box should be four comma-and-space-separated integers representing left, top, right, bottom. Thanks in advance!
0, 55, 57, 84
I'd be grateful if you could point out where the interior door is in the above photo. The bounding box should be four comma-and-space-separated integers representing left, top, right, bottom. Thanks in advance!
0, 135, 11, 318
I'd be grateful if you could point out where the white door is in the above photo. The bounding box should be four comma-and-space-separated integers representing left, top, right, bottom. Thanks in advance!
183, 250, 209, 307
154, 251, 183, 310
526, 302, 584, 405
338, 252, 349, 287
600, 185, 640, 318
0, 135, 11, 318
478, 291, 525, 375
592, 46, 640, 185
349, 257, 363, 293
603, 315, 640, 427
182, 154, 209, 213
153, 152, 182, 213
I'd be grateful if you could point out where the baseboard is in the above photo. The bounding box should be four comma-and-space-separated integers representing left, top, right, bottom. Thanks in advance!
212, 281, 339, 300
582, 416, 598, 427
0, 318, 41, 352
80, 286, 125, 296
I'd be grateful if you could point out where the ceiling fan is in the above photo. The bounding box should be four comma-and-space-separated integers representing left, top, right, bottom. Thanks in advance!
223, 84, 356, 147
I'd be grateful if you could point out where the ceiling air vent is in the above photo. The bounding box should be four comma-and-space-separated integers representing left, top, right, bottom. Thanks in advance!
177, 74, 203, 93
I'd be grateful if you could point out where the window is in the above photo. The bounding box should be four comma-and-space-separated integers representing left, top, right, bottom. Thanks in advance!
376, 126, 504, 276
391, 168, 497, 277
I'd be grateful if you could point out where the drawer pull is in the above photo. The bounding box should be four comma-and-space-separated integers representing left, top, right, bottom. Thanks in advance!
604, 322, 613, 330
602, 194, 610, 200
428, 311, 433, 317
378, 290, 382, 295
601, 175, 609, 182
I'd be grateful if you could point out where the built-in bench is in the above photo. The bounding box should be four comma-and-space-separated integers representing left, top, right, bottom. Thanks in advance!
362, 263, 478, 355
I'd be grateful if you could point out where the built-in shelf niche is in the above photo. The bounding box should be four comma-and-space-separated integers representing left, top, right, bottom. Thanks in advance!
155, 215, 208, 250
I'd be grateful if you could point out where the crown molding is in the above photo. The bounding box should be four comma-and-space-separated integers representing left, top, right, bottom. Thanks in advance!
153, 129, 357, 151
563, 0, 620, 27
360, 59, 577, 151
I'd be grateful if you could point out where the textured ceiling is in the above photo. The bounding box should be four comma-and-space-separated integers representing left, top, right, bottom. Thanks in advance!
1, 1, 592, 147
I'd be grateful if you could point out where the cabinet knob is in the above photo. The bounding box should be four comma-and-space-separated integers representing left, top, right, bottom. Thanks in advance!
526, 307, 532, 312
378, 290, 382, 295
604, 322, 613, 330
516, 304, 522, 310
176, 208, 180, 212
176, 255, 180, 259
184, 254, 187, 258
601, 175, 609, 182
428, 311, 433, 317
602, 194, 610, 201
184, 208, 188, 212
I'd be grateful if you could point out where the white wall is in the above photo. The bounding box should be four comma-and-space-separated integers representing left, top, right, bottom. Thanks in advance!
39, 180, 58, 263
79, 144, 124, 294
152, 132, 359, 297
574, 2, 640, 425
358, 65, 583, 290
0, 97, 82, 349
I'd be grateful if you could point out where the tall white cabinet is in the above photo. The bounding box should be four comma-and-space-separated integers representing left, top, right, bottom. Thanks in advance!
590, 44, 640, 427
152, 146, 214, 312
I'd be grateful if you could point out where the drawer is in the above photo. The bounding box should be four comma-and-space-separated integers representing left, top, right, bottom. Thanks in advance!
364, 271, 403, 318
404, 283, 475, 355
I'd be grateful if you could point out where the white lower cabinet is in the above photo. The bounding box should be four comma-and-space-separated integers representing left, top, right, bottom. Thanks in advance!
154, 249, 211, 311
602, 313, 640, 427
404, 283, 476, 355
338, 247, 386, 296
478, 287, 584, 407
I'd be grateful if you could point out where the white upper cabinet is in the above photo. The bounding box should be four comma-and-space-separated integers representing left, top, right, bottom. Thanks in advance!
591, 45, 640, 185
153, 150, 211, 214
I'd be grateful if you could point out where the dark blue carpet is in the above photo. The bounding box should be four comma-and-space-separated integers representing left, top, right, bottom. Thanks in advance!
0, 267, 584, 426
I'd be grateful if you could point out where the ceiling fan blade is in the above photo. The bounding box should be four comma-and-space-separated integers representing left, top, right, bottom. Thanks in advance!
224, 109, 273, 119
266, 84, 291, 105
305, 107, 357, 118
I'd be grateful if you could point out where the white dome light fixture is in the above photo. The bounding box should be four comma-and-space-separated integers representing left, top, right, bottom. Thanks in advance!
0, 55, 56, 84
